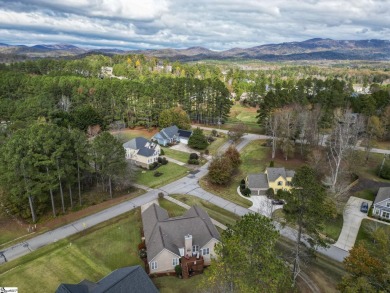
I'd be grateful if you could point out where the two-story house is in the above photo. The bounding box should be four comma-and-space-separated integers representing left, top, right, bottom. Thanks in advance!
373, 187, 390, 220
246, 167, 295, 196
123, 137, 160, 169
142, 204, 220, 278
152, 125, 192, 146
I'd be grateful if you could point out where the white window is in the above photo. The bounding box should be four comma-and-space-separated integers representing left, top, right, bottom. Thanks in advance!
382, 211, 390, 219
150, 261, 158, 270
172, 258, 180, 266
192, 245, 199, 253
201, 248, 210, 255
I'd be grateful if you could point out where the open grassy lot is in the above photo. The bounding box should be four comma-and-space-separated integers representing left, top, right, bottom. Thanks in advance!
228, 103, 258, 124
354, 151, 390, 182
162, 147, 190, 163
353, 189, 376, 201
171, 194, 240, 227
207, 136, 228, 155
111, 127, 158, 143
0, 210, 143, 293
135, 163, 189, 188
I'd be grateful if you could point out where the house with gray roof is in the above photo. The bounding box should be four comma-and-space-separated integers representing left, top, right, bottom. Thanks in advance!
373, 187, 390, 220
142, 204, 220, 275
246, 167, 295, 195
152, 125, 192, 146
55, 265, 158, 293
123, 137, 160, 169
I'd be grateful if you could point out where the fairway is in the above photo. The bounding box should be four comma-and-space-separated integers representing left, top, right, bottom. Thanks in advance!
0, 210, 143, 293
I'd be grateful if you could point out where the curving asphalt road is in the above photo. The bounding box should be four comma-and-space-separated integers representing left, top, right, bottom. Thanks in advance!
1, 130, 350, 265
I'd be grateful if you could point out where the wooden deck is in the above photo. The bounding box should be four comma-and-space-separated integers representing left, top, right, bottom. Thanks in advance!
181, 255, 205, 279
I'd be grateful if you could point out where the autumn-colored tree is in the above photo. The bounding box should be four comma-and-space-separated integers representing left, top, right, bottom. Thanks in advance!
208, 155, 233, 185
227, 122, 247, 142
223, 145, 241, 169
158, 107, 191, 130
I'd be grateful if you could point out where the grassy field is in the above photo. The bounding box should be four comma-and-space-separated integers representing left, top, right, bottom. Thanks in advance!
170, 194, 240, 227
354, 151, 390, 182
158, 198, 187, 217
353, 189, 376, 201
356, 218, 390, 251
207, 136, 228, 155
0, 210, 143, 293
111, 127, 158, 143
135, 163, 189, 188
162, 147, 190, 163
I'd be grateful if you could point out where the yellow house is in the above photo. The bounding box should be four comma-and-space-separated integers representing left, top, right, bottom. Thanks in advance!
246, 167, 295, 195
265, 167, 295, 192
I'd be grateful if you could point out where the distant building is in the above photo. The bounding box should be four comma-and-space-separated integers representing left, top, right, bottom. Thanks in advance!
55, 265, 158, 293
101, 66, 113, 76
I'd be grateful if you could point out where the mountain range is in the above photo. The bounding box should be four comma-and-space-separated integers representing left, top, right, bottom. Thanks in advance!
0, 38, 389, 61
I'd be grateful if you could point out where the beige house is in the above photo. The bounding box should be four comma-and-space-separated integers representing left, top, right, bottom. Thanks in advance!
142, 204, 220, 276
123, 137, 160, 169
246, 167, 295, 195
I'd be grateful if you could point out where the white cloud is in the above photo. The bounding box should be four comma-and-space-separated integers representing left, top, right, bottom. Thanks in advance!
0, 0, 388, 50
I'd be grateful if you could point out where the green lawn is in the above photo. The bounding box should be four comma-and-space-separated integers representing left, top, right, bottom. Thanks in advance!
228, 103, 258, 124
0, 210, 143, 293
135, 164, 189, 188
158, 198, 187, 217
354, 151, 390, 182
323, 213, 344, 242
207, 136, 228, 156
170, 194, 240, 227
162, 147, 191, 163
353, 189, 376, 201
356, 219, 390, 247
153, 274, 206, 293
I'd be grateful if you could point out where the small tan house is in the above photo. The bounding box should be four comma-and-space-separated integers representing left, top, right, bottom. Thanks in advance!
123, 137, 160, 169
142, 204, 220, 276
246, 167, 295, 195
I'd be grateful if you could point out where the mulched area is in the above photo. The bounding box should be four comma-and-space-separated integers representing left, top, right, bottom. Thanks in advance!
350, 178, 390, 193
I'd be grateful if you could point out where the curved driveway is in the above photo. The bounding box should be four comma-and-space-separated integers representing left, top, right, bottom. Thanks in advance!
1, 130, 352, 264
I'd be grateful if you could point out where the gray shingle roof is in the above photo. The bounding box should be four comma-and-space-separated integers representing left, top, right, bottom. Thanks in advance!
137, 147, 156, 157
161, 125, 179, 139
142, 204, 220, 262
123, 137, 148, 150
247, 174, 269, 189
374, 187, 390, 205
55, 266, 158, 293
178, 129, 192, 138
266, 168, 287, 182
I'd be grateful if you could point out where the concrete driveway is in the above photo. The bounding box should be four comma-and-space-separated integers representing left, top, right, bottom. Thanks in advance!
334, 196, 372, 251
236, 187, 282, 217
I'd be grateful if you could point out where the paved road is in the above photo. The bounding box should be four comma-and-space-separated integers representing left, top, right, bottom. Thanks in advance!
0, 131, 353, 264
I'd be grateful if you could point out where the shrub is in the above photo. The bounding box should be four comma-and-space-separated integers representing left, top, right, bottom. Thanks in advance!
161, 157, 168, 165
240, 179, 246, 190
160, 148, 165, 155
242, 188, 251, 197
204, 149, 209, 155
175, 265, 182, 276
224, 146, 241, 168
189, 153, 199, 160
139, 248, 147, 259
154, 171, 163, 177
138, 241, 146, 250
269, 161, 274, 167
211, 129, 218, 137
207, 135, 215, 143
149, 162, 159, 170
158, 192, 165, 199
158, 157, 163, 163
208, 155, 233, 185
266, 188, 275, 198
188, 159, 199, 165
378, 163, 390, 179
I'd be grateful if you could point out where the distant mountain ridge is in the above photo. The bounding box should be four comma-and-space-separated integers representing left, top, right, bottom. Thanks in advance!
0, 38, 389, 61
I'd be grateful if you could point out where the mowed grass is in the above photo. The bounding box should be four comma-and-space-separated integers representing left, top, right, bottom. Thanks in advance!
158, 198, 187, 217
228, 103, 258, 124
356, 218, 390, 252
207, 136, 228, 156
0, 210, 143, 293
135, 163, 189, 188
162, 147, 190, 163
153, 274, 206, 293
171, 194, 240, 227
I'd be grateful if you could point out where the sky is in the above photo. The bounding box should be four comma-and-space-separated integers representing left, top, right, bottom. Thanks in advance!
0, 0, 389, 50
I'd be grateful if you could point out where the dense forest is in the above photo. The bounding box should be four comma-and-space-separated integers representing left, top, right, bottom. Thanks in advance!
0, 54, 389, 222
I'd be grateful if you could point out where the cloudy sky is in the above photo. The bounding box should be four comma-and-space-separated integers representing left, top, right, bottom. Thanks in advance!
0, 0, 389, 50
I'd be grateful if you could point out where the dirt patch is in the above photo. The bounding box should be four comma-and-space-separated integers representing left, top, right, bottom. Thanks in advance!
350, 178, 390, 193
110, 126, 159, 139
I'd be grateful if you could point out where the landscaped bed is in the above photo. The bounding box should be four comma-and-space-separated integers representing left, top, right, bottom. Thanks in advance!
0, 210, 143, 293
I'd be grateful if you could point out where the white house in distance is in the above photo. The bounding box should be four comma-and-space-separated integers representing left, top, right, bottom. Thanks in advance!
123, 137, 160, 169
142, 204, 220, 278
373, 187, 390, 220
